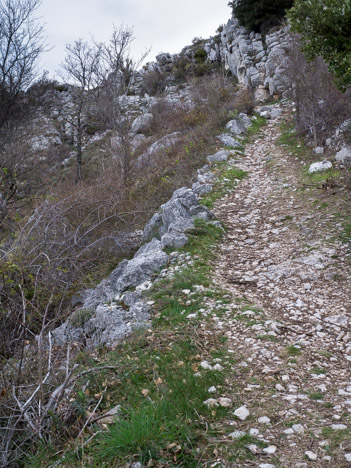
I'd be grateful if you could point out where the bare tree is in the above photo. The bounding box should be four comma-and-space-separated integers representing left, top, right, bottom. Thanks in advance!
0, 128, 48, 230
60, 25, 149, 185
97, 25, 150, 189
0, 0, 46, 130
100, 25, 135, 93
60, 39, 102, 182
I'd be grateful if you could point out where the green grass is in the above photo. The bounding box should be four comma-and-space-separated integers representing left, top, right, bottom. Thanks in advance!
321, 427, 351, 454
310, 367, 327, 375
309, 392, 324, 401
277, 121, 309, 159
343, 221, 351, 242
245, 114, 267, 139
82, 221, 228, 465
281, 214, 293, 222
227, 434, 268, 462
94, 391, 204, 465
200, 165, 247, 209
286, 345, 302, 356
26, 220, 231, 467
256, 334, 279, 342
307, 168, 340, 186
317, 350, 334, 359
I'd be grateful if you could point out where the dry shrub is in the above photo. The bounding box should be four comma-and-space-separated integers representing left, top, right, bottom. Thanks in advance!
0, 164, 146, 358
130, 134, 206, 215
141, 70, 167, 96
189, 73, 239, 129
0, 70, 241, 361
0, 129, 71, 234
341, 122, 351, 145
0, 69, 242, 464
233, 88, 256, 115
149, 99, 189, 134
0, 161, 149, 463
279, 33, 351, 145
190, 73, 236, 111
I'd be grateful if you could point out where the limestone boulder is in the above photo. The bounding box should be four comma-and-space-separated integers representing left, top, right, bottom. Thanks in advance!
336, 146, 351, 167
131, 113, 153, 134
143, 187, 212, 242
226, 118, 246, 136
308, 161, 332, 173
217, 134, 243, 148
136, 132, 180, 168
207, 150, 230, 163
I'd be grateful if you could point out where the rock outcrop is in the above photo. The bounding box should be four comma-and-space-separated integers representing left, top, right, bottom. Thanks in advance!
136, 132, 181, 168
140, 17, 291, 98
218, 19, 290, 96
335, 146, 351, 167
52, 183, 213, 348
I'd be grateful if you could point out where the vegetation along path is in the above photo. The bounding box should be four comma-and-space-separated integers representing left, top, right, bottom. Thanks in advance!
30, 102, 351, 468
210, 102, 351, 466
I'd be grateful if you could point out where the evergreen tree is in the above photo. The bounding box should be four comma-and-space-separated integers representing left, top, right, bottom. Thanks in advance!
288, 0, 351, 90
228, 0, 294, 33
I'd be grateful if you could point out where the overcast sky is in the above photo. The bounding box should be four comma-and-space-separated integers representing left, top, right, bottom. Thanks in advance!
37, 0, 232, 78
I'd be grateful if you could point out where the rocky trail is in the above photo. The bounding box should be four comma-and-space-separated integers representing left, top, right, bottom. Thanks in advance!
206, 104, 351, 466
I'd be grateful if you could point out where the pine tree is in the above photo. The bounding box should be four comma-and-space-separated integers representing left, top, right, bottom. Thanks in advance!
228, 0, 294, 33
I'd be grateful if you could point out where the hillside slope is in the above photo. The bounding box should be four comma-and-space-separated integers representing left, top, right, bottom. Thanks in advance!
22, 100, 351, 467
2, 11, 351, 466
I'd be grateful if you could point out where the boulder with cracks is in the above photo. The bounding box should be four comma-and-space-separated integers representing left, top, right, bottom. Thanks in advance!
53, 186, 213, 348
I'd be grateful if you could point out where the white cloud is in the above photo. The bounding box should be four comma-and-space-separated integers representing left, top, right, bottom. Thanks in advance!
37, 0, 231, 77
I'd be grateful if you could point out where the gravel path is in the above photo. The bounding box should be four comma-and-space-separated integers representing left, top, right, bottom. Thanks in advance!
212, 105, 351, 466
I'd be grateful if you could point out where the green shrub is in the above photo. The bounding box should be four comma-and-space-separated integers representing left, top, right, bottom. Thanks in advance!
70, 307, 95, 327
85, 123, 103, 135
54, 84, 69, 92
289, 0, 351, 90
194, 48, 207, 63
228, 0, 293, 33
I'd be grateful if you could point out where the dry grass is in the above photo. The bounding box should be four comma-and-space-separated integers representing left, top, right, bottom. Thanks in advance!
0, 72, 244, 364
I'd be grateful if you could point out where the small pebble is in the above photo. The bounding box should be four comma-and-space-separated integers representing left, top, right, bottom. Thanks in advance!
305, 451, 317, 461
187, 313, 197, 319
332, 424, 347, 430
292, 424, 305, 434
229, 430, 246, 439
200, 361, 212, 370
258, 416, 271, 425
218, 397, 232, 408
234, 405, 250, 421
203, 399, 218, 408
263, 445, 277, 455
213, 364, 224, 371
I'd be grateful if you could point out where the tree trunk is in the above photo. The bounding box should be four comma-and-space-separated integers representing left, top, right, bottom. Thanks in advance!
309, 89, 318, 147
76, 114, 83, 183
